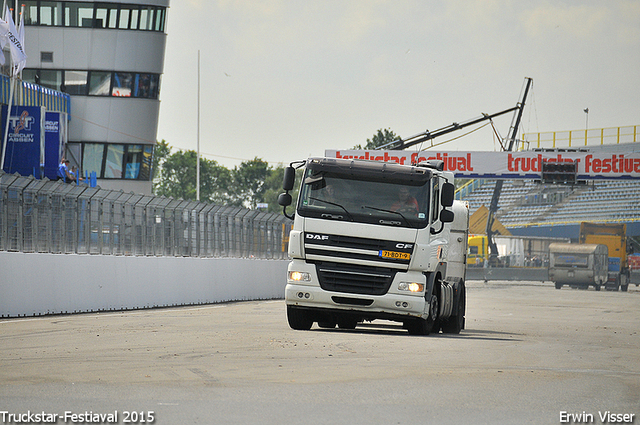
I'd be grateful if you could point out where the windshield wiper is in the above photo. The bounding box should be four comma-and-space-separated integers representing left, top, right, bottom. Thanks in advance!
309, 197, 354, 221
361, 205, 416, 228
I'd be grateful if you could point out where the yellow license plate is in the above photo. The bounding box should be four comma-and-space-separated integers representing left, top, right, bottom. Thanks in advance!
379, 250, 411, 260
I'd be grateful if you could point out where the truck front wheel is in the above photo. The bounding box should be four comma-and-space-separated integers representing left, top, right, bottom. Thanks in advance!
287, 305, 313, 330
407, 284, 440, 336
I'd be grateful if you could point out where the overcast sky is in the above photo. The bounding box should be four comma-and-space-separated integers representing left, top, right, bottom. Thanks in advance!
156, 0, 640, 169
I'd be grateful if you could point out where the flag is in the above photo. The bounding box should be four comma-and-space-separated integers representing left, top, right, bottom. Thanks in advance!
3, 6, 27, 75
15, 6, 26, 74
0, 11, 8, 66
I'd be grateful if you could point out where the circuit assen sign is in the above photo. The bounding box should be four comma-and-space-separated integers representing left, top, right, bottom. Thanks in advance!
324, 150, 640, 180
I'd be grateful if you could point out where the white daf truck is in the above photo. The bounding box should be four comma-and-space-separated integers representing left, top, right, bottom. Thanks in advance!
278, 157, 469, 335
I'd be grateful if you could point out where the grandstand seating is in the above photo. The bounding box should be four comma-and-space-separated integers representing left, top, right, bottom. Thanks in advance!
461, 179, 640, 229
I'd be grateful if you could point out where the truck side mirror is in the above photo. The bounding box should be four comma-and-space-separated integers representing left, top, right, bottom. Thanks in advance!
278, 192, 292, 207
440, 209, 454, 223
282, 166, 296, 191
441, 182, 454, 207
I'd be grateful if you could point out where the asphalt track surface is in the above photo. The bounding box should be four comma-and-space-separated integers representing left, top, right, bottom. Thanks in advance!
1, 281, 639, 425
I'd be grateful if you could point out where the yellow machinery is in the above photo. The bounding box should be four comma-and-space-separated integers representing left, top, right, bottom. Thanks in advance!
467, 235, 488, 266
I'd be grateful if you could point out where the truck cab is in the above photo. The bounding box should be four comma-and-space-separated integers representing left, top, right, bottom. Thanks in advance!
278, 157, 469, 335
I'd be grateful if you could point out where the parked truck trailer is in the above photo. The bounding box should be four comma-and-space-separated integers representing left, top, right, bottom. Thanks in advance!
549, 243, 608, 291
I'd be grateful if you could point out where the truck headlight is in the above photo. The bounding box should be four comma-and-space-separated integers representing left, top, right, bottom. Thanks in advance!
288, 271, 311, 282
398, 282, 424, 293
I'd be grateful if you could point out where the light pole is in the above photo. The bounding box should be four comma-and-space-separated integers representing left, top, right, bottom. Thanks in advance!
583, 108, 589, 146
584, 108, 589, 129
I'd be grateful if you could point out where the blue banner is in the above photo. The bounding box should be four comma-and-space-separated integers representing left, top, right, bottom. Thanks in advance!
1, 105, 45, 177
44, 111, 64, 180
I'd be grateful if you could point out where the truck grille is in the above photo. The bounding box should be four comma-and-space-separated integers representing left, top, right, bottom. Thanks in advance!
303, 232, 413, 268
315, 262, 396, 296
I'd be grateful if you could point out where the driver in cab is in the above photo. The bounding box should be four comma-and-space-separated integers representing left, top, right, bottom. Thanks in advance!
391, 187, 419, 215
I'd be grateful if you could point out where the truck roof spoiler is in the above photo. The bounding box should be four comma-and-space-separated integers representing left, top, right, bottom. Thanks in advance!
416, 160, 444, 171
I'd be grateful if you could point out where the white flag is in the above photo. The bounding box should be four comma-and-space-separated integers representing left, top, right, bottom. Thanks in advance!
0, 12, 9, 66
0, 11, 9, 49
4, 6, 27, 74
15, 7, 26, 74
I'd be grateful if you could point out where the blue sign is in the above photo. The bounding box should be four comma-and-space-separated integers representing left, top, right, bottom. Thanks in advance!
44, 111, 64, 180
1, 105, 44, 177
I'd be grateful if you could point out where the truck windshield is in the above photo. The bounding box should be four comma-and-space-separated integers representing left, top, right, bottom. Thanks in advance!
553, 254, 589, 268
297, 169, 430, 228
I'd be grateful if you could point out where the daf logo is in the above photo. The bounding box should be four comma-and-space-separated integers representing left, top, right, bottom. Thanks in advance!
306, 233, 329, 241
396, 243, 413, 250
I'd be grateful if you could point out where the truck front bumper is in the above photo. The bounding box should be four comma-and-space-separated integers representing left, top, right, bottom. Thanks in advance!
285, 282, 427, 321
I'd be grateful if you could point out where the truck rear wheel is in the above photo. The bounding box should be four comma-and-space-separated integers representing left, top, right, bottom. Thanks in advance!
621, 274, 629, 292
287, 305, 313, 330
442, 283, 465, 334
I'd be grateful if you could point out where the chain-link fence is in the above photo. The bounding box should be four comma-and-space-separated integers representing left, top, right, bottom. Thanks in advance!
0, 171, 292, 259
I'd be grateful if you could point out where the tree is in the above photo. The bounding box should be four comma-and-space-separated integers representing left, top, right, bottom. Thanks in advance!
353, 128, 401, 150
152, 141, 300, 215
152, 139, 171, 182
229, 158, 270, 208
153, 144, 232, 203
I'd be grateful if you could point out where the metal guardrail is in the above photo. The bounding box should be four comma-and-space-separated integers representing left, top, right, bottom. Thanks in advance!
0, 171, 292, 259
523, 125, 638, 149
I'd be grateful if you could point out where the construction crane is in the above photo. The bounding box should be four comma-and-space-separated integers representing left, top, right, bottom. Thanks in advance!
485, 77, 532, 265
375, 77, 534, 266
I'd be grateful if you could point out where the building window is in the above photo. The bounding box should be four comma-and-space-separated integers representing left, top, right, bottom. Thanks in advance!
105, 144, 125, 178
41, 1, 64, 26
64, 70, 88, 95
24, 69, 160, 99
82, 143, 105, 177
89, 71, 111, 96
107, 6, 118, 29
23, 1, 39, 25
41, 51, 54, 62
74, 142, 154, 180
22, 1, 166, 32
112, 72, 134, 97
129, 7, 139, 30
64, 2, 94, 27
41, 69, 64, 91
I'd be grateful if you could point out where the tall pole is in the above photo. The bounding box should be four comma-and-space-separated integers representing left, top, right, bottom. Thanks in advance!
1, 77, 15, 172
196, 50, 200, 201
1, 3, 15, 172
584, 108, 589, 146
584, 108, 589, 129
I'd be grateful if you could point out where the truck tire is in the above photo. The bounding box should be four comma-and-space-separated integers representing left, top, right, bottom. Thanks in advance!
287, 305, 313, 330
621, 274, 629, 292
407, 281, 440, 336
555, 282, 562, 290
442, 283, 465, 334
337, 317, 358, 330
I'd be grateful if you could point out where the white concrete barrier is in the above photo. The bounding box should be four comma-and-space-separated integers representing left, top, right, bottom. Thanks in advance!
0, 252, 289, 317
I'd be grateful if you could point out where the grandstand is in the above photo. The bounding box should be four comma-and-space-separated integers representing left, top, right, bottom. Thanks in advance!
458, 142, 640, 245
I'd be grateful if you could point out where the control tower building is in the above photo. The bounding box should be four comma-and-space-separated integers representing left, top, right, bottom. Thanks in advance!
20, 0, 169, 194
